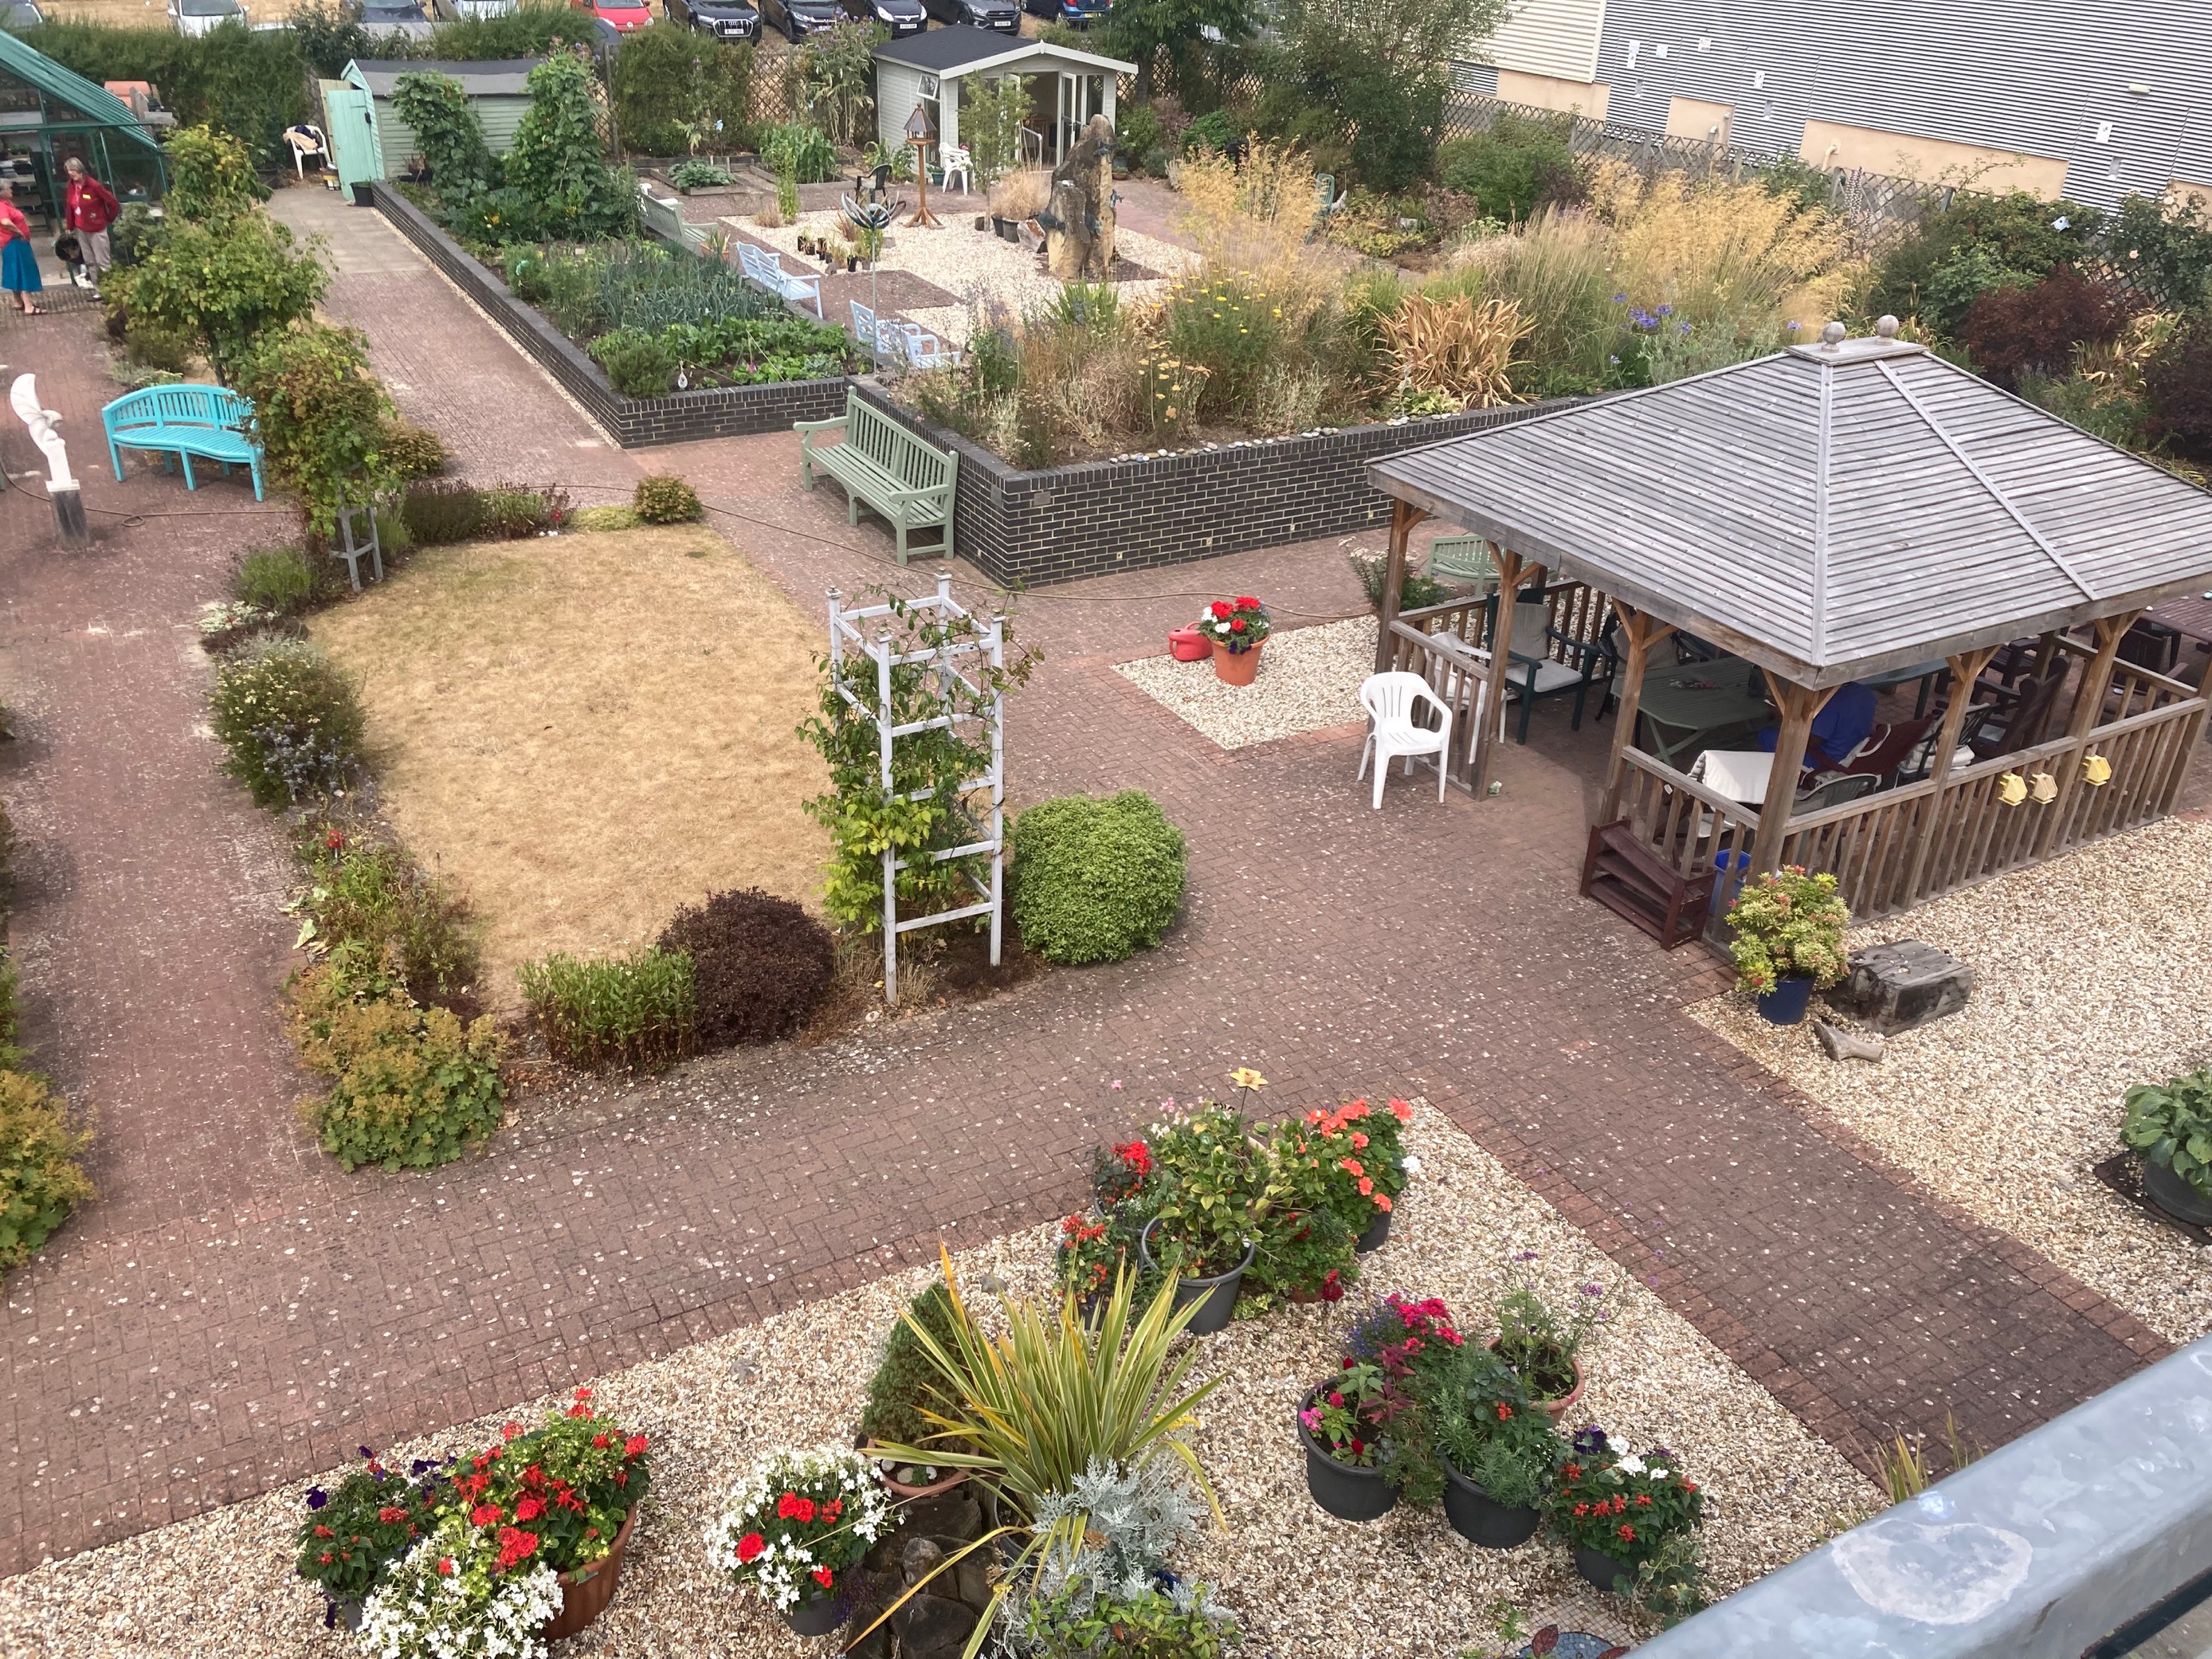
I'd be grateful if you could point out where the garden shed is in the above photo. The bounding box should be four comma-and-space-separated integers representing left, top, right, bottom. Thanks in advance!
873, 26, 1132, 171
327, 58, 540, 186
0, 29, 167, 223
1365, 320, 2212, 936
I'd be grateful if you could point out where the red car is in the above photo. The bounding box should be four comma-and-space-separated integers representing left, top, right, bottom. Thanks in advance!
571, 0, 652, 30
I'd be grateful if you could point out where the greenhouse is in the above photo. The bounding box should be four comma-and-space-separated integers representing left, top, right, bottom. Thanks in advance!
0, 29, 167, 227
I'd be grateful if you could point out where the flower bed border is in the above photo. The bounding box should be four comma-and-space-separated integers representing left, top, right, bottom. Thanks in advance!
367, 183, 849, 449
852, 382, 1592, 587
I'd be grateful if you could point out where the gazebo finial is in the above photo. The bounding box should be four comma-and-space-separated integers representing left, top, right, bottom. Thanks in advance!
1875, 315, 1900, 338
1820, 321, 1848, 348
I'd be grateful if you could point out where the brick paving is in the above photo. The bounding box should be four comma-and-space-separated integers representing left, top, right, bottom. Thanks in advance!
0, 201, 2180, 1576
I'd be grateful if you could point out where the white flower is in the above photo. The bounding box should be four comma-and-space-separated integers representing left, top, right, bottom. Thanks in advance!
1402, 1155, 1423, 1178
1649, 1467, 1669, 1481
1616, 1454, 1646, 1476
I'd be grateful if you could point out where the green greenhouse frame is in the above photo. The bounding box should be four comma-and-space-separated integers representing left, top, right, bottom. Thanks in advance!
0, 29, 168, 227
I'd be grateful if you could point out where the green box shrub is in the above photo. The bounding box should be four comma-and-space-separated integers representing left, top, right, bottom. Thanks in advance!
382, 421, 449, 479
655, 887, 833, 1048
0, 1069, 96, 1273
520, 948, 696, 1072
633, 473, 704, 524
1010, 791, 1188, 965
208, 637, 367, 808
590, 328, 677, 398
856, 1281, 962, 1452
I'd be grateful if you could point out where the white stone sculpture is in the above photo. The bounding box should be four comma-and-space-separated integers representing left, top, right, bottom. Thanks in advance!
10, 372, 76, 489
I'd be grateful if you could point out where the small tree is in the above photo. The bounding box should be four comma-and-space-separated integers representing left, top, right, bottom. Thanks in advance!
1102, 0, 1255, 100
507, 47, 635, 237
610, 23, 756, 156
162, 124, 268, 222
117, 214, 327, 384
234, 324, 398, 534
963, 73, 1028, 188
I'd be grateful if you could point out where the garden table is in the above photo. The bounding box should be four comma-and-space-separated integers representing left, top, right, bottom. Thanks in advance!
1862, 657, 1949, 718
1636, 654, 1772, 771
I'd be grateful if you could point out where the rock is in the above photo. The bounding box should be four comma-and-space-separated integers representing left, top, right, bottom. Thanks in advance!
892, 1590, 979, 1658
1040, 114, 1116, 281
844, 1602, 896, 1659
902, 1488, 981, 1541
900, 1534, 946, 1589
1842, 940, 1975, 1033
1815, 1022, 1885, 1062
952, 1550, 993, 1615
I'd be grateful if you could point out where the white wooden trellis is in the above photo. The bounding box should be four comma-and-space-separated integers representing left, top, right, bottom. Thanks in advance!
826, 574, 1006, 1006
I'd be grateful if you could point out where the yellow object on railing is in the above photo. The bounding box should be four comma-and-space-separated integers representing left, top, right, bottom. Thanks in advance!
2083, 752, 2113, 786
1998, 772, 2028, 806
2030, 771, 2059, 803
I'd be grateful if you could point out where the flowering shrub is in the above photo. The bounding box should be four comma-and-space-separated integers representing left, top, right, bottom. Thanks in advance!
1143, 1100, 1291, 1279
1546, 1428, 1703, 1571
1726, 865, 1849, 994
1198, 596, 1272, 655
1092, 1138, 1155, 1210
1056, 1210, 1133, 1300
294, 1448, 445, 1617
443, 1394, 651, 1578
359, 1520, 563, 1659
708, 1445, 894, 1615
1298, 1358, 1393, 1468
1288, 1097, 1414, 1233
208, 637, 366, 808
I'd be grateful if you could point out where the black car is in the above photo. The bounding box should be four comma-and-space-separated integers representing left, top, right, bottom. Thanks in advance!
666, 0, 760, 37
920, 0, 1016, 27
837, 0, 924, 33
758, 0, 839, 38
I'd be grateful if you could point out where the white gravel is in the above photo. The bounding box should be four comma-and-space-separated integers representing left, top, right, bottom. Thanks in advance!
1688, 814, 2212, 1344
736, 212, 1190, 346
0, 1109, 1876, 1657
1115, 617, 1379, 751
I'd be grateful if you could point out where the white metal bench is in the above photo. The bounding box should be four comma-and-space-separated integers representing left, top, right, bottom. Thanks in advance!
795, 387, 956, 563
881, 319, 960, 372
738, 240, 823, 317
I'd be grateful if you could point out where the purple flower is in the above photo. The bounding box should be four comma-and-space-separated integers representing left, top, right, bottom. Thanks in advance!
1572, 1426, 1610, 1457
358, 1446, 375, 1460
1786, 320, 1802, 332
305, 1488, 329, 1510
1611, 292, 1627, 303
1512, 1249, 1539, 1262
1580, 1283, 1605, 1297
1656, 304, 1673, 317
410, 1459, 436, 1477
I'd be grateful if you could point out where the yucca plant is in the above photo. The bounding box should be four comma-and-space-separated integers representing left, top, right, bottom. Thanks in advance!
856, 1253, 1225, 1659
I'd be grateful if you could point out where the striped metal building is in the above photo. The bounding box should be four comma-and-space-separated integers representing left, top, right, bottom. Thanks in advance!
1456, 0, 2212, 210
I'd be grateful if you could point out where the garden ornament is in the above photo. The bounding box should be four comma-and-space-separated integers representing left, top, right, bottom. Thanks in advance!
2028, 771, 2057, 803
1816, 1022, 1885, 1063
1996, 771, 2027, 806
10, 372, 88, 544
2082, 752, 2112, 786
903, 104, 942, 229
1042, 113, 1117, 282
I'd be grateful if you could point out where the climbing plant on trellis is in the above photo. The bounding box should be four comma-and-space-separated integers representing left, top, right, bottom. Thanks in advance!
801, 574, 1034, 1004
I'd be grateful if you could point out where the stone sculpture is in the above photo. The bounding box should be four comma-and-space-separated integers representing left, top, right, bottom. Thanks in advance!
10, 371, 88, 544
1039, 114, 1116, 282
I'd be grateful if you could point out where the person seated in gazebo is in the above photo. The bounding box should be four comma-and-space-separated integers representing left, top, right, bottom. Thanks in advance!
1756, 679, 1877, 775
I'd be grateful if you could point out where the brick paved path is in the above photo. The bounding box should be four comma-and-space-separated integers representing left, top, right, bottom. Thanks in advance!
0, 199, 2171, 1574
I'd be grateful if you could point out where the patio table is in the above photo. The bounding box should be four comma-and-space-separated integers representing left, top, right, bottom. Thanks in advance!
1862, 657, 1949, 718
1636, 654, 1772, 771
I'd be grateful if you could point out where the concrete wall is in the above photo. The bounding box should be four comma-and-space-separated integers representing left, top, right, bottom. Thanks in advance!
1495, 68, 1611, 120
1798, 116, 2068, 196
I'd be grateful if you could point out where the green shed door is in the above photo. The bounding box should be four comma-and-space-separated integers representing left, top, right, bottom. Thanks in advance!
324, 84, 382, 187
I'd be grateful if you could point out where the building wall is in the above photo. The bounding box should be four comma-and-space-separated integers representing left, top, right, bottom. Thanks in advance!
1583, 0, 2212, 210
1798, 116, 2067, 196
1665, 93, 1732, 145
363, 87, 529, 181
1496, 68, 1610, 119
1474, 0, 1606, 85
877, 60, 927, 158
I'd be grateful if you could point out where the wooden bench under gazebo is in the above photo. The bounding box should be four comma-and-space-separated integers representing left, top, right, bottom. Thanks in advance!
1364, 319, 2212, 942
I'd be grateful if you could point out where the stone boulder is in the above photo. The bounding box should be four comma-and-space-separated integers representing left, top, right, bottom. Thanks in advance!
1843, 940, 1975, 1033
1039, 113, 1117, 281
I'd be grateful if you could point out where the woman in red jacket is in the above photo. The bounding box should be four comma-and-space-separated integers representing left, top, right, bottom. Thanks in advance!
61, 156, 120, 297
0, 179, 40, 316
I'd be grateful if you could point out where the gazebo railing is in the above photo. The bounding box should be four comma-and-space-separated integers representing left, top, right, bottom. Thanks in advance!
1607, 688, 2205, 929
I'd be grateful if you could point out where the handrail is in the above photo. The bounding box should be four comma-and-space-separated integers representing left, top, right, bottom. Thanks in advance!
1618, 745, 1765, 827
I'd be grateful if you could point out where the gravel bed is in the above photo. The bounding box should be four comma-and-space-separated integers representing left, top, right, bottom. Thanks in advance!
739, 213, 1190, 344
1688, 814, 2212, 1344
1115, 617, 1379, 750
0, 1111, 1874, 1657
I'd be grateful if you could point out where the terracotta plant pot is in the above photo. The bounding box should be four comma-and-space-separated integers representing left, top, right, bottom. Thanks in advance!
1213, 641, 1263, 686
1355, 1205, 1392, 1254
1441, 1459, 1540, 1549
538, 1504, 635, 1642
1296, 1389, 1398, 1521
1488, 1339, 1585, 1422
860, 1437, 970, 1500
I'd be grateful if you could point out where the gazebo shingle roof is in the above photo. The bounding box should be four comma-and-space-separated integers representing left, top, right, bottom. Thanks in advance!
1369, 334, 2212, 686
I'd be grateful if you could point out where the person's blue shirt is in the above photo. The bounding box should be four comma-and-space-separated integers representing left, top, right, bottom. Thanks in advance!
1758, 681, 1877, 769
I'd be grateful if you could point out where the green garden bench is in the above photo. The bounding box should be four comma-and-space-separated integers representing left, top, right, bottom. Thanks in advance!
795, 389, 957, 563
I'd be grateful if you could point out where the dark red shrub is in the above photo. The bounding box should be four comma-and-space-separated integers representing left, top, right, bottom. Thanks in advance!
656, 888, 834, 1049
1962, 265, 2126, 386
2143, 313, 2212, 461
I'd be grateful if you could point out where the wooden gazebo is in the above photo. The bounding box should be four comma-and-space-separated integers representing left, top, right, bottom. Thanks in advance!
1365, 320, 2212, 928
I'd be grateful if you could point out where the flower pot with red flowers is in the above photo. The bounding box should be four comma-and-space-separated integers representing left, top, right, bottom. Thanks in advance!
1490, 1252, 1607, 1418
709, 1445, 894, 1636
1201, 596, 1271, 685
1545, 1427, 1704, 1604
293, 1447, 444, 1631
857, 1283, 974, 1498
1296, 1367, 1398, 1521
1434, 1347, 1560, 1549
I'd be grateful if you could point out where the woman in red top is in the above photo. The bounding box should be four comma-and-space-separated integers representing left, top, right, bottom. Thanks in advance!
62, 157, 120, 296
0, 179, 41, 315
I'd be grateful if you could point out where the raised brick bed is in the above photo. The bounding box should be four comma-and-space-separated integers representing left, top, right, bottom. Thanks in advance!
367, 182, 848, 448
853, 381, 1585, 587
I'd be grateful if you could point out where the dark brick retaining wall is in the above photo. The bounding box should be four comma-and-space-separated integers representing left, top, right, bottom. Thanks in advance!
851, 381, 1583, 586
368, 183, 848, 447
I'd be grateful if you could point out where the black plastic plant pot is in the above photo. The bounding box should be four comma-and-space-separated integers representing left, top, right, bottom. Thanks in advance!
1355, 1205, 1393, 1254
1441, 1460, 1539, 1548
1573, 1543, 1634, 1593
1138, 1217, 1253, 1336
1296, 1390, 1398, 1521
783, 1594, 849, 1637
2143, 1159, 2212, 1227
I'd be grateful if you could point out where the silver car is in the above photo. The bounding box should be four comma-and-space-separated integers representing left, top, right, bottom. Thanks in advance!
168, 0, 246, 34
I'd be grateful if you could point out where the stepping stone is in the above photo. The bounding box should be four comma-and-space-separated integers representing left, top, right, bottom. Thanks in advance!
1843, 939, 1975, 1034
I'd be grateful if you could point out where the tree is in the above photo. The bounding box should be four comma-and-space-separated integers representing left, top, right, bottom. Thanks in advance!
391, 71, 495, 196
116, 214, 327, 384
609, 23, 755, 155
962, 73, 1027, 188
798, 20, 881, 149
235, 324, 399, 533
163, 124, 267, 222
1273, 0, 1510, 188
1102, 0, 1255, 100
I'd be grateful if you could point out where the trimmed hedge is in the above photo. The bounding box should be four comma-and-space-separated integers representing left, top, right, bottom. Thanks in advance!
1010, 791, 1188, 965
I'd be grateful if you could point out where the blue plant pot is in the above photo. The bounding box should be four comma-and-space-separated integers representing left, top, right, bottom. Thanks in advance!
1755, 975, 1817, 1026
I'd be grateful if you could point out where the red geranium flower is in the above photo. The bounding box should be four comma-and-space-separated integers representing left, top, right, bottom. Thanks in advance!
735, 1532, 766, 1565
626, 1435, 649, 1457
1389, 1098, 1413, 1122
1210, 601, 1231, 619
437, 1557, 457, 1577
496, 1527, 539, 1569
1230, 618, 1247, 633
813, 1566, 834, 1590
824, 1499, 842, 1520
318, 1551, 334, 1565
501, 1422, 521, 1441
1618, 1523, 1637, 1542
592, 1433, 610, 1449
314, 1524, 335, 1539
778, 1492, 817, 1524
515, 1495, 546, 1522
1234, 596, 1259, 609
470, 1504, 503, 1528
377, 1506, 407, 1524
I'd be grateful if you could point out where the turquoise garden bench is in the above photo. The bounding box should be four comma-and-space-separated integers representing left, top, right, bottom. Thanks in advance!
102, 383, 265, 500
795, 389, 956, 563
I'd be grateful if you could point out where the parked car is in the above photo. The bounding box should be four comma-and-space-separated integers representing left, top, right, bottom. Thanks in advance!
757, 0, 840, 40
1, 0, 46, 29
920, 0, 1017, 29
1023, 0, 1103, 19
836, 0, 924, 33
665, 0, 761, 38
167, 0, 245, 35
441, 0, 517, 18
571, 0, 653, 31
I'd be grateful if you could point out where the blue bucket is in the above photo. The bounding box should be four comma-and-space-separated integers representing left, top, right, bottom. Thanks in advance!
1755, 975, 1817, 1025
1711, 849, 1751, 916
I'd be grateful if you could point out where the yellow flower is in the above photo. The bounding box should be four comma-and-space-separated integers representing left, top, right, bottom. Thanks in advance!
1228, 1066, 1268, 1091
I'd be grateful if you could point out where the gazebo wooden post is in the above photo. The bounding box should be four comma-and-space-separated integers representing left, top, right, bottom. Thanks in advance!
1469, 547, 1534, 798
1598, 600, 1674, 824
1747, 673, 1836, 877
2035, 609, 2142, 856
1900, 645, 1999, 907
1372, 500, 1429, 673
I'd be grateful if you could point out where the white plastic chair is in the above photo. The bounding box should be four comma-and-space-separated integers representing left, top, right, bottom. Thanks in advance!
940, 144, 974, 194
1356, 672, 1455, 809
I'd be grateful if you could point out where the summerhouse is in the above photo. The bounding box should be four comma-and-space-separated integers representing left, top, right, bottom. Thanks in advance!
1365, 320, 2212, 938
873, 26, 1134, 171
324, 58, 541, 189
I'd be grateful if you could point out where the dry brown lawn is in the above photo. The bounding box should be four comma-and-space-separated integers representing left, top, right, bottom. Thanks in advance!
312, 524, 829, 1006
